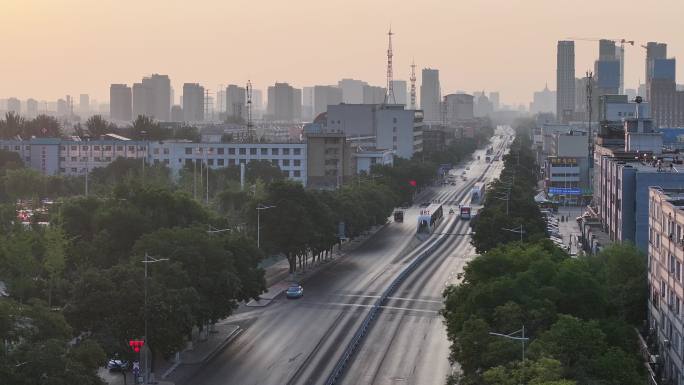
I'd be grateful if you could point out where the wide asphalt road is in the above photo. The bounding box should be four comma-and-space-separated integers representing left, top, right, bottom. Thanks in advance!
189, 129, 511, 385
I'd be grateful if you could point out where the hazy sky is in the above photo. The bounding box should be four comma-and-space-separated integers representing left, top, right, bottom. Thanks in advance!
1, 0, 682, 106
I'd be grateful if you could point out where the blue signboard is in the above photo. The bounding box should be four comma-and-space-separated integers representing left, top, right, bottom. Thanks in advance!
548, 187, 581, 195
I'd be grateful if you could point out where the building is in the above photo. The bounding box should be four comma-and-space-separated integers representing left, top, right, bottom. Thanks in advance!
599, 94, 650, 122
326, 104, 423, 159
313, 86, 342, 118
6, 98, 20, 114
362, 85, 386, 104
530, 84, 556, 115
226, 85, 246, 121
557, 41, 576, 123
305, 131, 353, 189
110, 84, 132, 121
474, 93, 493, 117
595, 60, 620, 96
647, 187, 684, 384
0, 138, 307, 185
420, 68, 441, 122
353, 148, 394, 174
391, 80, 408, 106
338, 79, 367, 104
649, 58, 684, 128
489, 92, 500, 111
132, 83, 147, 119
646, 42, 668, 100
25, 98, 38, 118
267, 83, 301, 121
544, 131, 590, 204
171, 105, 183, 123
444, 93, 474, 123
302, 87, 314, 121
79, 94, 90, 117
182, 83, 205, 122
132, 74, 171, 121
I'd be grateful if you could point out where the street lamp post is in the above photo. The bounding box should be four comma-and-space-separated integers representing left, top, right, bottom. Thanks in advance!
141, 253, 168, 384
256, 204, 276, 249
140, 131, 148, 184
83, 135, 90, 196
502, 225, 525, 242
489, 325, 529, 385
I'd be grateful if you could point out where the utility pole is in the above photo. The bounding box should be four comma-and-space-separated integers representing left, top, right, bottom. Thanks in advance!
256, 204, 276, 249
246, 80, 254, 139
489, 326, 529, 385
141, 253, 168, 384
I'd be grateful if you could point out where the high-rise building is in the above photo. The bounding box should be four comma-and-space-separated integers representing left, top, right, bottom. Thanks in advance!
144, 74, 171, 121
313, 85, 342, 118
645, 42, 668, 100
6, 98, 20, 114
132, 83, 146, 119
267, 82, 301, 121
598, 39, 616, 60
171, 105, 183, 123
57, 99, 68, 116
556, 41, 576, 123
226, 85, 246, 120
489, 92, 500, 111
110, 84, 132, 121
26, 98, 38, 118
302, 87, 315, 121
252, 89, 263, 111
391, 80, 407, 106
420, 68, 441, 122
338, 79, 367, 104
530, 84, 556, 114
216, 88, 226, 114
649, 58, 684, 128
595, 59, 620, 96
362, 85, 386, 104
444, 93, 474, 123
474, 92, 493, 117
182, 83, 205, 122
79, 94, 90, 117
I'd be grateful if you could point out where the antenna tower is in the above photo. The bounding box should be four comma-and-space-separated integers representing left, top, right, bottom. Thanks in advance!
410, 60, 417, 109
246, 80, 254, 140
384, 27, 396, 104
204, 88, 211, 121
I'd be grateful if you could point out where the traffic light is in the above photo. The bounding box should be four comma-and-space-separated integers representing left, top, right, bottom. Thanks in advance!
409, 180, 417, 187
129, 339, 145, 353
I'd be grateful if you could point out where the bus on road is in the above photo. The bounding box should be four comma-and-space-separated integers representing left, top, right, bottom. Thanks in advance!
471, 182, 486, 204
460, 205, 472, 220
417, 203, 444, 233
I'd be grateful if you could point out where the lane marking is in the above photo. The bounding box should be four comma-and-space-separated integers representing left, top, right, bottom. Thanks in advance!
306, 301, 440, 314
337, 294, 442, 304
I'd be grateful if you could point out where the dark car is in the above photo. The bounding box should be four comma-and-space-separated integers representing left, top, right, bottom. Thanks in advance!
107, 359, 129, 372
285, 284, 304, 299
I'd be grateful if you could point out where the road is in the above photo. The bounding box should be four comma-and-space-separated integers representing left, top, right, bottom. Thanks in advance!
189, 129, 511, 385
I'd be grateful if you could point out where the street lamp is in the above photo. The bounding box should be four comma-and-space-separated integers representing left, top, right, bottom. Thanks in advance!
140, 253, 168, 384
502, 225, 525, 242
139, 130, 148, 184
83, 135, 90, 197
489, 326, 529, 385
256, 204, 275, 249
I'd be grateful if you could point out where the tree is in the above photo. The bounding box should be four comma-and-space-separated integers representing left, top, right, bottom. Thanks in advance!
129, 115, 166, 140
85, 115, 117, 138
3, 168, 45, 201
43, 226, 67, 307
24, 114, 62, 138
0, 111, 25, 139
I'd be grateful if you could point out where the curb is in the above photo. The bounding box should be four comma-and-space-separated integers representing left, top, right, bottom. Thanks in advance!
161, 327, 242, 380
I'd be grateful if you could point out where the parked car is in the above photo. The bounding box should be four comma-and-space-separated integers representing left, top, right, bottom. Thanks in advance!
285, 284, 304, 299
107, 359, 129, 372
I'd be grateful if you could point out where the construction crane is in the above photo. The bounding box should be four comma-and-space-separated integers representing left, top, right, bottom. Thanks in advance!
409, 60, 417, 110
566, 37, 635, 47
565, 37, 635, 94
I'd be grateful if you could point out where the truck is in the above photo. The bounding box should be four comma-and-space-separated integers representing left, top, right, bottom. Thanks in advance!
393, 210, 404, 223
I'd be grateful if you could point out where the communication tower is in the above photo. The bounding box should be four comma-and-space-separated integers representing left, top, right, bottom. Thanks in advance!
384, 27, 396, 104
409, 60, 417, 109
246, 80, 254, 140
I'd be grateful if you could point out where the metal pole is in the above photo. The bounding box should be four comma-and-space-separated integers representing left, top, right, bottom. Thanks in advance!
143, 253, 148, 384
193, 158, 197, 199
257, 208, 261, 249
206, 150, 209, 204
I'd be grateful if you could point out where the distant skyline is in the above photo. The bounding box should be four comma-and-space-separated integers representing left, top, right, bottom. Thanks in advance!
1, 0, 683, 106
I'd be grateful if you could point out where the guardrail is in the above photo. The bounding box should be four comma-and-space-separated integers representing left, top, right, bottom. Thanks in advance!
324, 147, 504, 385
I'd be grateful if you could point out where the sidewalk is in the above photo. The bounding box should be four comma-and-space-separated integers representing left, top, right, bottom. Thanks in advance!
557, 206, 583, 255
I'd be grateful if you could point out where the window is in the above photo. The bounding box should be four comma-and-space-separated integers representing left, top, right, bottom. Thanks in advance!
185, 147, 193, 155
218, 148, 224, 155
282, 159, 289, 166
261, 148, 268, 155
229, 148, 235, 155
71, 157, 77, 162
185, 159, 193, 167
294, 170, 301, 177
239, 159, 246, 164
60, 146, 66, 151
93, 145, 100, 150
218, 159, 225, 166
82, 145, 89, 151
294, 159, 301, 167
59, 156, 65, 161
14, 146, 20, 151
294, 148, 301, 155
250, 148, 257, 155
207, 159, 214, 166
239, 148, 246, 155
272, 148, 279, 155
105, 145, 112, 151
116, 145, 124, 151
154, 159, 160, 164
153, 148, 160, 155
128, 146, 135, 152
164, 159, 169, 165
163, 148, 169, 155
71, 167, 77, 173
393, 117, 397, 123
283, 148, 290, 155
271, 159, 279, 166
677, 261, 682, 282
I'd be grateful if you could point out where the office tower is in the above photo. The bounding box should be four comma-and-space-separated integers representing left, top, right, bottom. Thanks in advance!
649, 58, 683, 128
313, 85, 342, 117
6, 98, 20, 114
132, 74, 171, 121
556, 41, 575, 123
444, 93, 474, 122
362, 85, 386, 104
225, 85, 246, 120
252, 89, 263, 111
182, 83, 204, 122
474, 92, 493, 117
489, 92, 500, 111
529, 85, 556, 114
302, 87, 314, 121
57, 99, 68, 116
26, 98, 38, 118
79, 94, 90, 117
267, 82, 301, 121
216, 88, 226, 113
132, 83, 147, 119
338, 78, 367, 104
391, 80, 407, 106
645, 42, 668, 100
598, 39, 616, 60
420, 68, 441, 122
110, 84, 132, 121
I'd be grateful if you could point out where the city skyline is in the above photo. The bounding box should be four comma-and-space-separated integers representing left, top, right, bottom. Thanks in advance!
2, 0, 683, 106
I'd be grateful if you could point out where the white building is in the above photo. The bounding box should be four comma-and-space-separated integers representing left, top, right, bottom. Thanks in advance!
338, 78, 367, 104
182, 83, 205, 122
391, 80, 408, 106
313, 85, 342, 118
421, 68, 441, 122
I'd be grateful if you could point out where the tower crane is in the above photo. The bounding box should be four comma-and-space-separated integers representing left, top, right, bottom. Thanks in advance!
565, 37, 635, 94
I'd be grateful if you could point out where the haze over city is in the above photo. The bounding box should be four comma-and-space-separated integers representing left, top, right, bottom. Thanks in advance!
1, 0, 683, 105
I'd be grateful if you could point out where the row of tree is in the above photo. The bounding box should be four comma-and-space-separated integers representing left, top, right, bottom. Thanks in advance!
442, 120, 648, 384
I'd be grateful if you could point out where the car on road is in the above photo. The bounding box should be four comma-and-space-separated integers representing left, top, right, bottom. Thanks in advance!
285, 284, 304, 299
465, 166, 470, 170
420, 202, 430, 207
107, 358, 129, 372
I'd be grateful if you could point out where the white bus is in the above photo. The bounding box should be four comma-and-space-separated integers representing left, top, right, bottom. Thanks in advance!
471, 182, 486, 204
417, 203, 444, 233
